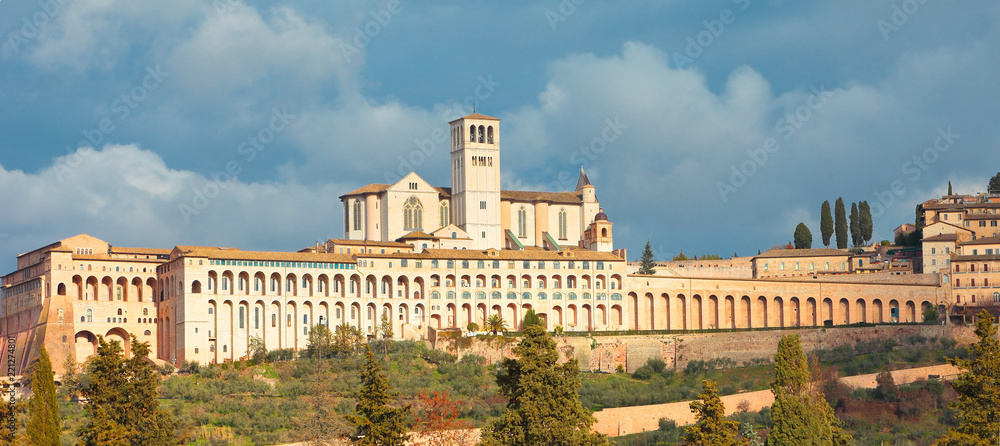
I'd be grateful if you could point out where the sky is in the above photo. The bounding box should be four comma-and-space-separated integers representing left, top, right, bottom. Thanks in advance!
1, 0, 998, 271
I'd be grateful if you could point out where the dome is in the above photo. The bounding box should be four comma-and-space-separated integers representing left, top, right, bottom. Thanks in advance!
595, 209, 608, 221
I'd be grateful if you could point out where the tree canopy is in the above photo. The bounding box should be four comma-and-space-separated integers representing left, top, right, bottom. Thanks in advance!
346, 345, 411, 446
479, 324, 609, 446
766, 335, 851, 446
79, 336, 179, 446
834, 198, 848, 249
988, 172, 1000, 194
934, 310, 1000, 445
859, 201, 873, 245
685, 379, 746, 445
849, 202, 861, 247
820, 200, 833, 247
521, 308, 544, 329
637, 241, 657, 275
27, 345, 61, 446
793, 223, 812, 249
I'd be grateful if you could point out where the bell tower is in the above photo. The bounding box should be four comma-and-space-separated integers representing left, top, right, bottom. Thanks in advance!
449, 113, 502, 249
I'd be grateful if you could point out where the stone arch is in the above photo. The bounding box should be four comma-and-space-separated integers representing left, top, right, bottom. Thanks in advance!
365, 303, 377, 334
755, 296, 768, 328
73, 275, 84, 300
145, 278, 156, 302
692, 294, 703, 330
380, 275, 393, 299
596, 304, 607, 327
772, 296, 784, 327
611, 305, 623, 328
398, 302, 410, 326
505, 304, 518, 329
724, 295, 736, 329
101, 276, 113, 301
806, 297, 818, 326
789, 297, 801, 327
660, 293, 671, 330
676, 294, 688, 330
105, 328, 131, 358
414, 303, 425, 326
739, 295, 752, 328
872, 299, 884, 323
461, 303, 472, 329
905, 301, 916, 323
856, 299, 867, 323
707, 295, 719, 329
239, 271, 251, 295
75, 330, 98, 361
889, 299, 900, 322
643, 292, 654, 330
477, 303, 488, 326
629, 292, 640, 330
821, 298, 834, 325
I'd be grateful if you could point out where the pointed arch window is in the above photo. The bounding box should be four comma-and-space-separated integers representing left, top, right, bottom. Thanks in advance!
403, 196, 423, 231
558, 208, 568, 240
487, 126, 494, 144
469, 125, 476, 142
478, 125, 485, 143
352, 200, 362, 231
440, 202, 449, 227
517, 207, 527, 238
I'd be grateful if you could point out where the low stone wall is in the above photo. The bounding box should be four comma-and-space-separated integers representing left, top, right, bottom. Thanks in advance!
441, 324, 976, 373
838, 364, 960, 388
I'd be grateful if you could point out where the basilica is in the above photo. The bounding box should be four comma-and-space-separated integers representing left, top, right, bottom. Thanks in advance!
0, 114, 944, 375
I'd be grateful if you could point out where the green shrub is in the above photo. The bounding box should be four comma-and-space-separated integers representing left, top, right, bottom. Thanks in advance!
157, 362, 175, 376
646, 357, 666, 373
685, 360, 705, 375
631, 365, 653, 380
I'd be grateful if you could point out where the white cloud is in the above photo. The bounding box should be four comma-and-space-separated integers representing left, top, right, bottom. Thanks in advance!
167, 5, 356, 104
0, 144, 349, 270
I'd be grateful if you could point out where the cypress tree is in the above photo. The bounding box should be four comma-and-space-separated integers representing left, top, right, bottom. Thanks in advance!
766, 335, 851, 446
793, 223, 812, 249
820, 201, 833, 247
859, 201, 873, 245
948, 180, 953, 195
347, 345, 410, 446
685, 379, 746, 445
990, 173, 1000, 194
79, 336, 179, 446
934, 310, 1000, 445
834, 198, 848, 249
27, 346, 61, 446
480, 324, 609, 446
637, 241, 657, 275
849, 202, 861, 247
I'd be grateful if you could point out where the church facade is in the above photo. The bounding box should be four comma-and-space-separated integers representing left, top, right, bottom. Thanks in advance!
339, 114, 611, 252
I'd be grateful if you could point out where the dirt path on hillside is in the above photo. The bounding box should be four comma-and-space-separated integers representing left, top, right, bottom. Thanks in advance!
591, 363, 961, 437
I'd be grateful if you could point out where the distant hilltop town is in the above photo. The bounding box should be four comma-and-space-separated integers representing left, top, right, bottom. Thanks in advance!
1, 113, 997, 375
